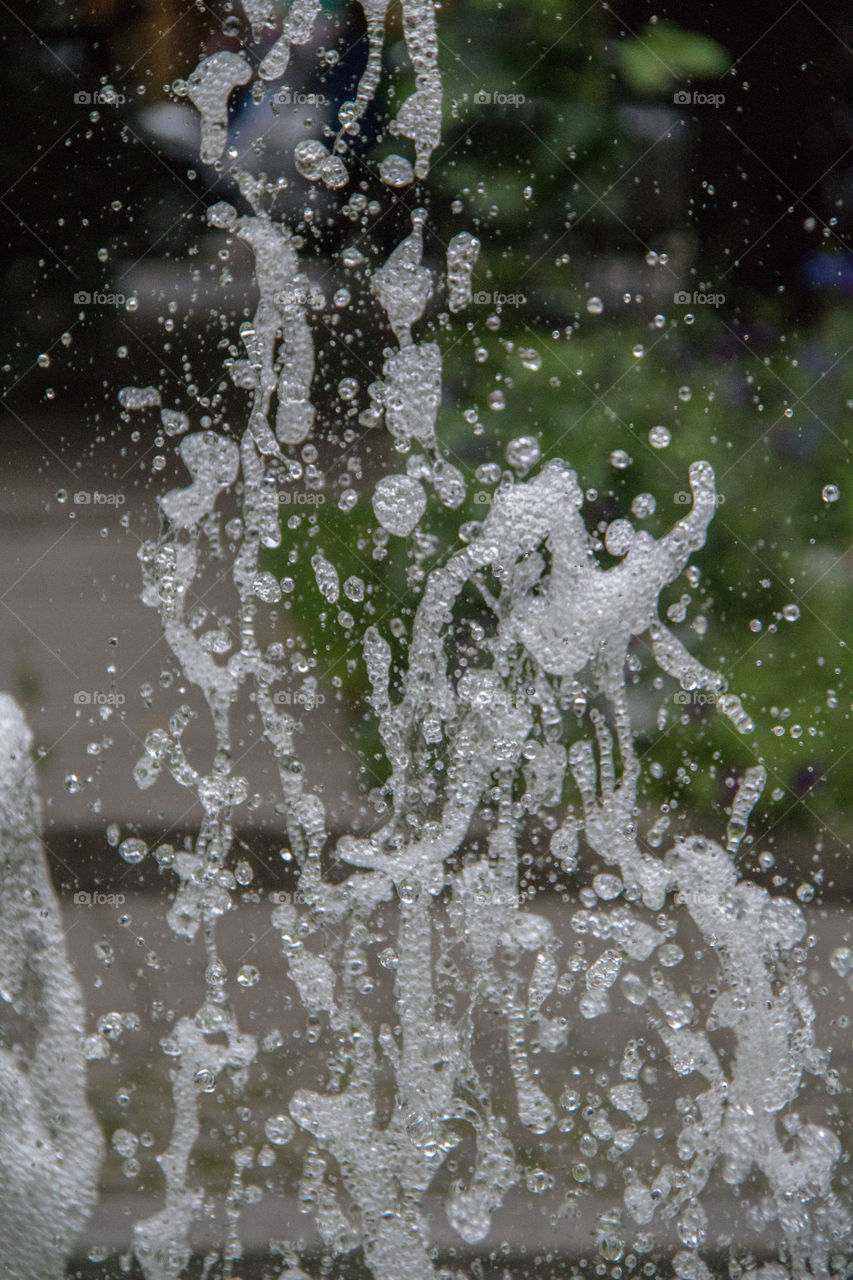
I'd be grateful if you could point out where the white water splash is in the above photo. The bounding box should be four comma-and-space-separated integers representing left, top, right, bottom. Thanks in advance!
3, 3, 846, 1279
117, 4, 846, 1265
0, 695, 103, 1279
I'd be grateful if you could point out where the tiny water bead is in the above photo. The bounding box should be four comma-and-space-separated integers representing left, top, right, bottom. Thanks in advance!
193, 1069, 216, 1092
265, 1114, 296, 1145
397, 879, 420, 904
337, 377, 359, 401
371, 475, 427, 537
506, 435, 540, 474
112, 1129, 138, 1158
649, 425, 670, 449
253, 571, 281, 603
586, 296, 604, 314
378, 153, 414, 187
822, 484, 840, 503
118, 838, 147, 864
604, 520, 635, 557
631, 492, 656, 519
610, 449, 633, 469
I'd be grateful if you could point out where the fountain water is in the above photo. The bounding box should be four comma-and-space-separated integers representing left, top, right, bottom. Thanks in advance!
1, 4, 849, 1279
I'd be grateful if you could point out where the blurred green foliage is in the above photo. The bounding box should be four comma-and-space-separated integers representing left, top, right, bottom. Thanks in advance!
265, 0, 852, 879
619, 22, 729, 93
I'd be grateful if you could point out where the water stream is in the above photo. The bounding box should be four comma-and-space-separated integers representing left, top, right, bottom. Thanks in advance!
1, 4, 849, 1279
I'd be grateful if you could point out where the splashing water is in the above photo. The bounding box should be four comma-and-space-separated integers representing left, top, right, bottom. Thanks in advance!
0, 696, 104, 1278
1, 5, 849, 1280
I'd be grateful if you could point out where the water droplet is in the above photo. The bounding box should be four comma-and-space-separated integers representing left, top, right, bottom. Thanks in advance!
631, 492, 655, 518
193, 1068, 216, 1092
822, 484, 839, 503
397, 879, 420, 904
378, 153, 414, 187
649, 425, 671, 449
265, 1114, 296, 1145
605, 519, 635, 556
518, 347, 542, 371
253, 571, 281, 603
118, 837, 147, 864
112, 1128, 138, 1157
372, 475, 427, 537
586, 296, 603, 315
294, 138, 332, 180
592, 874, 623, 900
610, 449, 632, 469
506, 435, 540, 474
237, 964, 260, 987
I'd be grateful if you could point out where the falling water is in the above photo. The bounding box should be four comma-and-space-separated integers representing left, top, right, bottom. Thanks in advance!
1, 4, 849, 1280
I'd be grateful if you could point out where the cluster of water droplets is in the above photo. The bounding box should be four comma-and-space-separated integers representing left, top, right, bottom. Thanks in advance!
117, 4, 848, 1277
2, 3, 847, 1279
